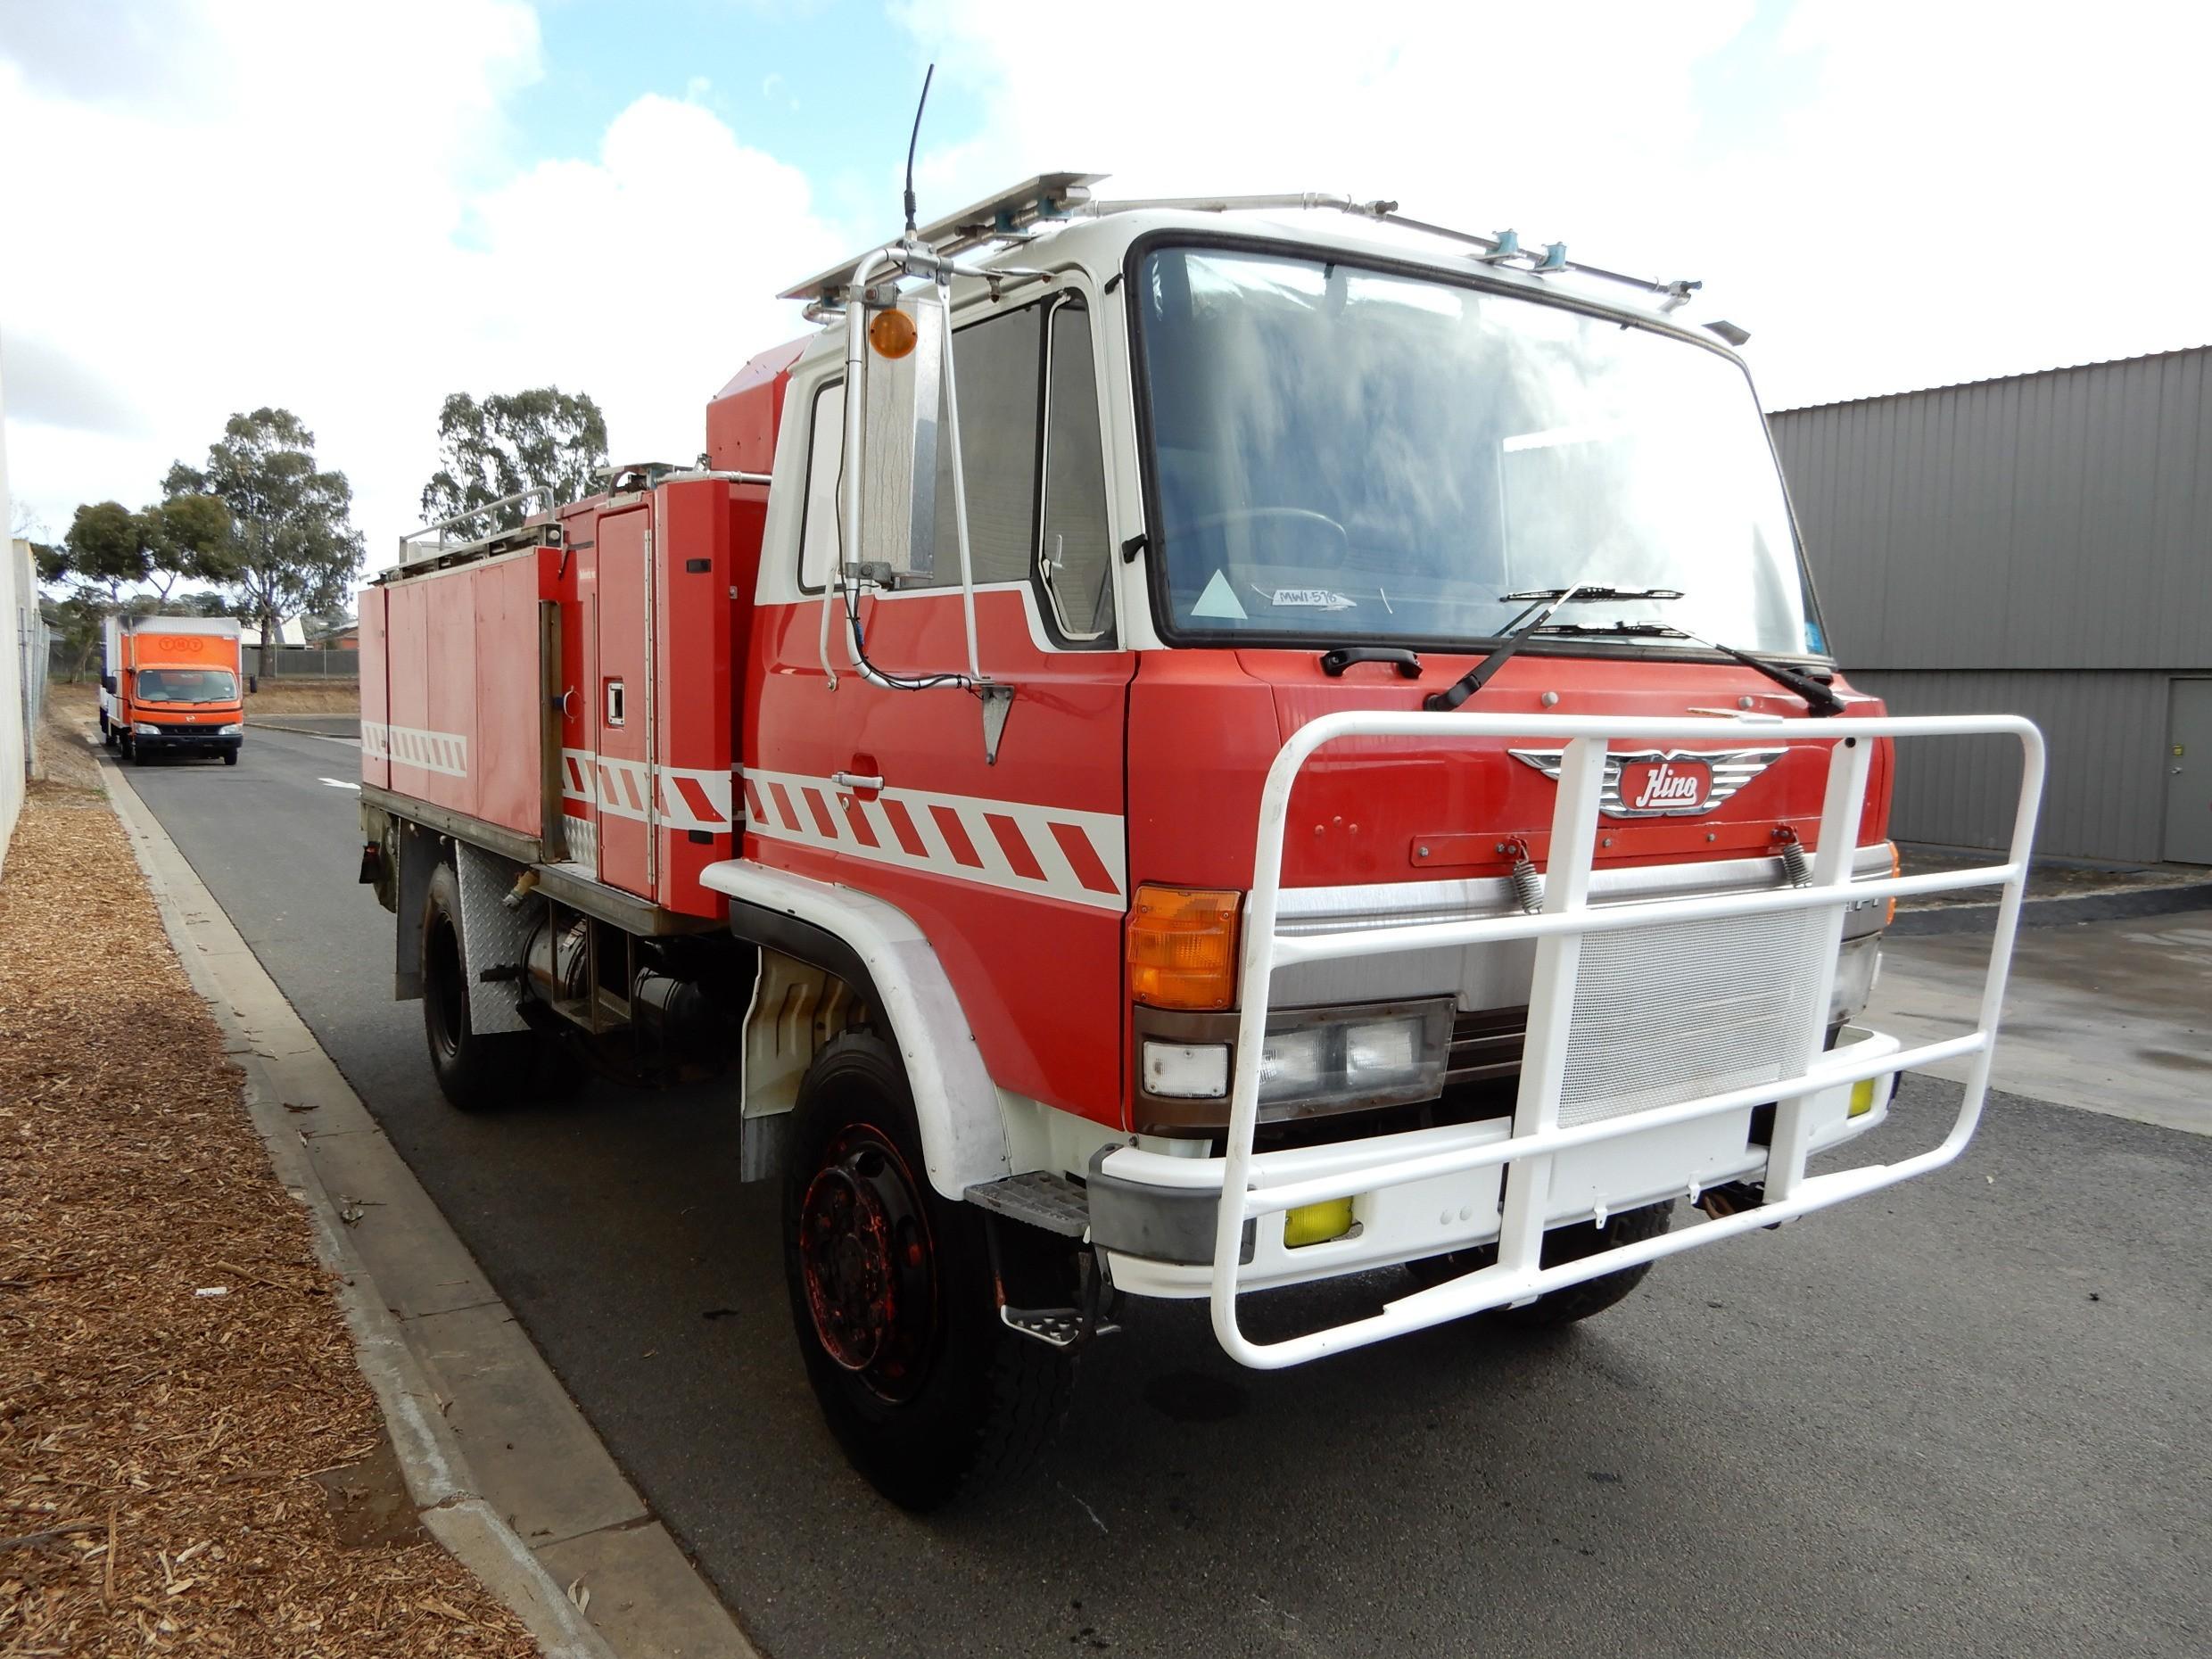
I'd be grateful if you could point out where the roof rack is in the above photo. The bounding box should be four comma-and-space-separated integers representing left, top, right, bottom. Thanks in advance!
781, 172, 1104, 305
392, 462, 712, 574
781, 171, 1704, 317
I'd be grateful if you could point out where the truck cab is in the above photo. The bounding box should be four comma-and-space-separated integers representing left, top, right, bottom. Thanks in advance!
360, 177, 2040, 1510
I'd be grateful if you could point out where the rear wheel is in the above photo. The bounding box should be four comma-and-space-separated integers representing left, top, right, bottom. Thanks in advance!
1407, 1200, 1674, 1328
783, 1032, 1072, 1510
421, 861, 538, 1111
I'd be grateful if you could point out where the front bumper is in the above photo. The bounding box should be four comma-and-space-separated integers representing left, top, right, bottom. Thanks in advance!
135, 735, 242, 756
1094, 1023, 1898, 1300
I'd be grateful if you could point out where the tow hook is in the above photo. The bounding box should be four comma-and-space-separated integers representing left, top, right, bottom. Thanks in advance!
1696, 1179, 1784, 1230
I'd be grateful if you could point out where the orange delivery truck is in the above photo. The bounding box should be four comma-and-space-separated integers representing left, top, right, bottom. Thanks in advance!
100, 615, 246, 765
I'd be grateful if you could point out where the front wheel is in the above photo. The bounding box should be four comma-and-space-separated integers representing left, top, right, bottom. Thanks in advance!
783, 1032, 1072, 1510
1407, 1200, 1674, 1328
221, 749, 239, 766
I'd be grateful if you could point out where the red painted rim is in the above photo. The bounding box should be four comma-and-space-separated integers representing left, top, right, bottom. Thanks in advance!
796, 1125, 937, 1403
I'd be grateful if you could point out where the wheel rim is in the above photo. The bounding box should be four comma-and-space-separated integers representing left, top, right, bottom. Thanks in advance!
796, 1126, 937, 1402
427, 914, 466, 1062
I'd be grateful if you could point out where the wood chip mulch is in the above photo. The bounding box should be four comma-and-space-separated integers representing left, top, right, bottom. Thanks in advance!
0, 739, 537, 1656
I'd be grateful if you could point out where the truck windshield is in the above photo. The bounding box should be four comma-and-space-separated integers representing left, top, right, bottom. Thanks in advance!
136, 668, 237, 703
1135, 245, 1821, 656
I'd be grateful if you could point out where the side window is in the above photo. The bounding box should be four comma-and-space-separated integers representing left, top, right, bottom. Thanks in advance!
930, 305, 1042, 587
797, 380, 845, 590
1040, 297, 1114, 641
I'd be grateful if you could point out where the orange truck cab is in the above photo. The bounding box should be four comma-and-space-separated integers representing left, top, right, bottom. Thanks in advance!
356, 175, 2043, 1510
101, 615, 246, 765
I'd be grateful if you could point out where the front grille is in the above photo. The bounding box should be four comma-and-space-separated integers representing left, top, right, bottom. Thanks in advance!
153, 722, 221, 737
1556, 910, 1824, 1127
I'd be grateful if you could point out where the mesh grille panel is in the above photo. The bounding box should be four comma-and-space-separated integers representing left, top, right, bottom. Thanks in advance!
1557, 910, 1826, 1127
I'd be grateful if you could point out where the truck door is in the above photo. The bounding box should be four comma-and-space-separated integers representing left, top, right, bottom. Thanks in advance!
749, 287, 1135, 1121
594, 507, 652, 894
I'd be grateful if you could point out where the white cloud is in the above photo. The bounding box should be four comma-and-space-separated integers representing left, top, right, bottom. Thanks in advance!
9, 0, 2207, 593
0, 0, 837, 582
893, 0, 2212, 407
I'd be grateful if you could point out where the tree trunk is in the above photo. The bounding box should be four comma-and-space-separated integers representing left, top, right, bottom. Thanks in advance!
261, 606, 280, 679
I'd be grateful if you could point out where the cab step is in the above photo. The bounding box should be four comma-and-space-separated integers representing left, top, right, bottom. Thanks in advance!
964, 1170, 1091, 1238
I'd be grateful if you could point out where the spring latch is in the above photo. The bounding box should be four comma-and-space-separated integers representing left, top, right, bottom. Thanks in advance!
1498, 838, 1545, 913
1773, 826, 1812, 887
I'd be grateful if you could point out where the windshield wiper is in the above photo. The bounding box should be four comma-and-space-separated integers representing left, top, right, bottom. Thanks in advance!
1423, 586, 1682, 712
1532, 618, 1846, 716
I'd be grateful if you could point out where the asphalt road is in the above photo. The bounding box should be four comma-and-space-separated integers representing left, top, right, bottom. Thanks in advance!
128, 728, 2209, 1658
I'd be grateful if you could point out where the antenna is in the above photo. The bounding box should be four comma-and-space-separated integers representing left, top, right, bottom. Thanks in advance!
903, 63, 935, 237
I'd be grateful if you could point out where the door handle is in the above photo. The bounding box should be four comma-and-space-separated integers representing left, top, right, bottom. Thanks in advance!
832, 770, 885, 791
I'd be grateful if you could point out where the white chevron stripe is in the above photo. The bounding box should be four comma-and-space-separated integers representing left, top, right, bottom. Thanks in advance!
558, 748, 734, 833
739, 766, 1126, 912
362, 719, 468, 779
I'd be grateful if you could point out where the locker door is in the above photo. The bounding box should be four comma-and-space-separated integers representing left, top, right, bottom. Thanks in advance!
594, 508, 652, 893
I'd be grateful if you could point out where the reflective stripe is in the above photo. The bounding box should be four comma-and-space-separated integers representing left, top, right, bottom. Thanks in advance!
740, 766, 1126, 911
362, 720, 468, 778
558, 747, 733, 833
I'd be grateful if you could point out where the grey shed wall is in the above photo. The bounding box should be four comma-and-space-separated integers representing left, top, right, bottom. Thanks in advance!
1768, 346, 2212, 863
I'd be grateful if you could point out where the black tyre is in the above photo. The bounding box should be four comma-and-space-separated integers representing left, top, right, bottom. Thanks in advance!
222, 749, 239, 766
783, 1032, 1072, 1510
128, 737, 148, 765
1407, 1200, 1674, 1329
421, 861, 538, 1111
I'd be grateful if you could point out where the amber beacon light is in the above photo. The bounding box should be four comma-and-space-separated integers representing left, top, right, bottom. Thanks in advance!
868, 308, 919, 359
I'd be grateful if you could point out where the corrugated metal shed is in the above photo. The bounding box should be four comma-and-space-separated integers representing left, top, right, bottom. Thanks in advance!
1772, 345, 2212, 671
1770, 346, 2212, 863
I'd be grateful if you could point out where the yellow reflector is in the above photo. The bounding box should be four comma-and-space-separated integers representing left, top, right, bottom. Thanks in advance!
1848, 1077, 1878, 1118
1886, 841, 1900, 928
1127, 885, 1240, 1011
1283, 1197, 1356, 1249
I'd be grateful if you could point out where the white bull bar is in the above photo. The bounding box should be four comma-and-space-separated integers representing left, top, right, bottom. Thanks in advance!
1208, 712, 2044, 1369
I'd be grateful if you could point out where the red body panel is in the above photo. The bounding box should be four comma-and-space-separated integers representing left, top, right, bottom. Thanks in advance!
706, 341, 804, 474
1127, 650, 1892, 898
594, 509, 653, 890
371, 484, 745, 920
369, 550, 541, 837
359, 588, 390, 791
746, 589, 1135, 1120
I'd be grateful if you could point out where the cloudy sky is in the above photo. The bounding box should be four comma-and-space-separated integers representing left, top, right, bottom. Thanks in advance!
4, 0, 2208, 585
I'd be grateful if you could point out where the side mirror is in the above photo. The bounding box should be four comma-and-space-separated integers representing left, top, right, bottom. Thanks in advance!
100, 674, 116, 693
854, 298, 946, 585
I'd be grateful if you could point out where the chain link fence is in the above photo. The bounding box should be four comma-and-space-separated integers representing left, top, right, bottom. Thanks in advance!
47, 642, 359, 681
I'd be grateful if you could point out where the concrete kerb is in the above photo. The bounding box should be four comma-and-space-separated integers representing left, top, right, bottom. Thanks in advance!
1892, 879, 2212, 936
95, 749, 756, 1659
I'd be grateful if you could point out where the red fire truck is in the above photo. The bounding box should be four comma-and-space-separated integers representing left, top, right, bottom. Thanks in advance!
358, 176, 2042, 1508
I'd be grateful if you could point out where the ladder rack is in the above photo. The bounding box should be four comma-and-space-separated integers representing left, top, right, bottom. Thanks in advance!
780, 171, 1705, 317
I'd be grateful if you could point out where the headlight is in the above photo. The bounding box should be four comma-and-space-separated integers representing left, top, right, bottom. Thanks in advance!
1257, 1001, 1451, 1111
132, 722, 159, 737
217, 723, 243, 736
